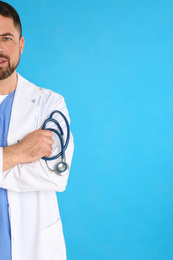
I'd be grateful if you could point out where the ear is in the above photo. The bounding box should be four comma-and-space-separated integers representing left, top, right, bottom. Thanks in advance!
19, 36, 25, 54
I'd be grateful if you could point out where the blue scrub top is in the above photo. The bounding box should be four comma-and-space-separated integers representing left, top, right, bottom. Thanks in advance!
0, 91, 15, 260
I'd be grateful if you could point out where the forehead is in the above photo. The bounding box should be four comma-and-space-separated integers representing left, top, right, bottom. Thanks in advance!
0, 15, 19, 37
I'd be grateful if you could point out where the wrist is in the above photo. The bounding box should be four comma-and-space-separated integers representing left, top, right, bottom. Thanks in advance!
3, 144, 21, 171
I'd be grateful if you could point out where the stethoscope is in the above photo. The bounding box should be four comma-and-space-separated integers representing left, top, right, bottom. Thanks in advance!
42, 110, 70, 176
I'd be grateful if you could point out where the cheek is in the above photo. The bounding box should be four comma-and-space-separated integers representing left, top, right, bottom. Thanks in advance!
9, 48, 21, 64
13, 44, 21, 57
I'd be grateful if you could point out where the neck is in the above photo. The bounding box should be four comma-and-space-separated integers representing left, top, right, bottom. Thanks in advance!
0, 71, 18, 95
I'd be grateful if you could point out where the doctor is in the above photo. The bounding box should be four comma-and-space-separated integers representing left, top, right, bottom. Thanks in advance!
0, 1, 74, 260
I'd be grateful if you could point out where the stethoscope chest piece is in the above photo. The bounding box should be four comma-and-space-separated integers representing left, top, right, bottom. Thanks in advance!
56, 162, 69, 176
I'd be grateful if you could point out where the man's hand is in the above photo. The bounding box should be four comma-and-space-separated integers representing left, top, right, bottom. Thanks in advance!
3, 129, 54, 171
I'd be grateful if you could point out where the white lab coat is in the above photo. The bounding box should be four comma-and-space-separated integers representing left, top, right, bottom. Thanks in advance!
0, 74, 74, 260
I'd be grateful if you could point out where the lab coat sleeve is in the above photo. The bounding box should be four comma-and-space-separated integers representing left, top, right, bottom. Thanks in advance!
0, 92, 74, 192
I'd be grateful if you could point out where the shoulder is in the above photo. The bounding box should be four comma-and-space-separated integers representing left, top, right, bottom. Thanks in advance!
17, 73, 65, 106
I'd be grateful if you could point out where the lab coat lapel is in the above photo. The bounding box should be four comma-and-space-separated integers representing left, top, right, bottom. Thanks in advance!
8, 74, 41, 146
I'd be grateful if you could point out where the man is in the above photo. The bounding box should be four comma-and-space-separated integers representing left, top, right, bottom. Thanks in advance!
0, 1, 74, 260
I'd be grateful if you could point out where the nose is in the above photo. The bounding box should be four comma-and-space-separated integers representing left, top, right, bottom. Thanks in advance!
0, 43, 5, 53
0, 38, 7, 51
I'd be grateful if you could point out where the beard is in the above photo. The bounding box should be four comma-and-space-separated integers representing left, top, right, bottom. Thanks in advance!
0, 53, 20, 80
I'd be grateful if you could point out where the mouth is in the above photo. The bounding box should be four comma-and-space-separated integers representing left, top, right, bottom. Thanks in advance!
0, 59, 7, 67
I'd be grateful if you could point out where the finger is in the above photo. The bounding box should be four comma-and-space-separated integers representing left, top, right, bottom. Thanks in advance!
44, 144, 53, 157
43, 136, 54, 145
40, 129, 53, 137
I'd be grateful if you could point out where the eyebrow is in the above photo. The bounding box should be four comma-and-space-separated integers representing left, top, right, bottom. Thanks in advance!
0, 33, 15, 38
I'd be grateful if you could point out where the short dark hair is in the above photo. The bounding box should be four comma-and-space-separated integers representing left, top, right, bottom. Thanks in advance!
0, 1, 22, 38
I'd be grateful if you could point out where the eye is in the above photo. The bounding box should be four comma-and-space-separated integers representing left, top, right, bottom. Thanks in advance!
3, 37, 11, 41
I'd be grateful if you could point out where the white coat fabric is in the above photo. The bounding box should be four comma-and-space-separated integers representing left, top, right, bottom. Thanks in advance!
0, 74, 74, 260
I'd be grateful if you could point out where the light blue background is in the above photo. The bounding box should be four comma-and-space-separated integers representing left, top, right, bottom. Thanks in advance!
7, 0, 173, 259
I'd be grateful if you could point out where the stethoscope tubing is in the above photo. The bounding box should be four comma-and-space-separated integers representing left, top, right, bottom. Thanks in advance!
49, 110, 70, 151
42, 110, 70, 161
42, 118, 63, 136
42, 128, 64, 160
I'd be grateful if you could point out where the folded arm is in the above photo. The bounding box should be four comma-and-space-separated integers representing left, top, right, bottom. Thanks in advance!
0, 128, 74, 192
3, 129, 53, 171
0, 93, 74, 192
